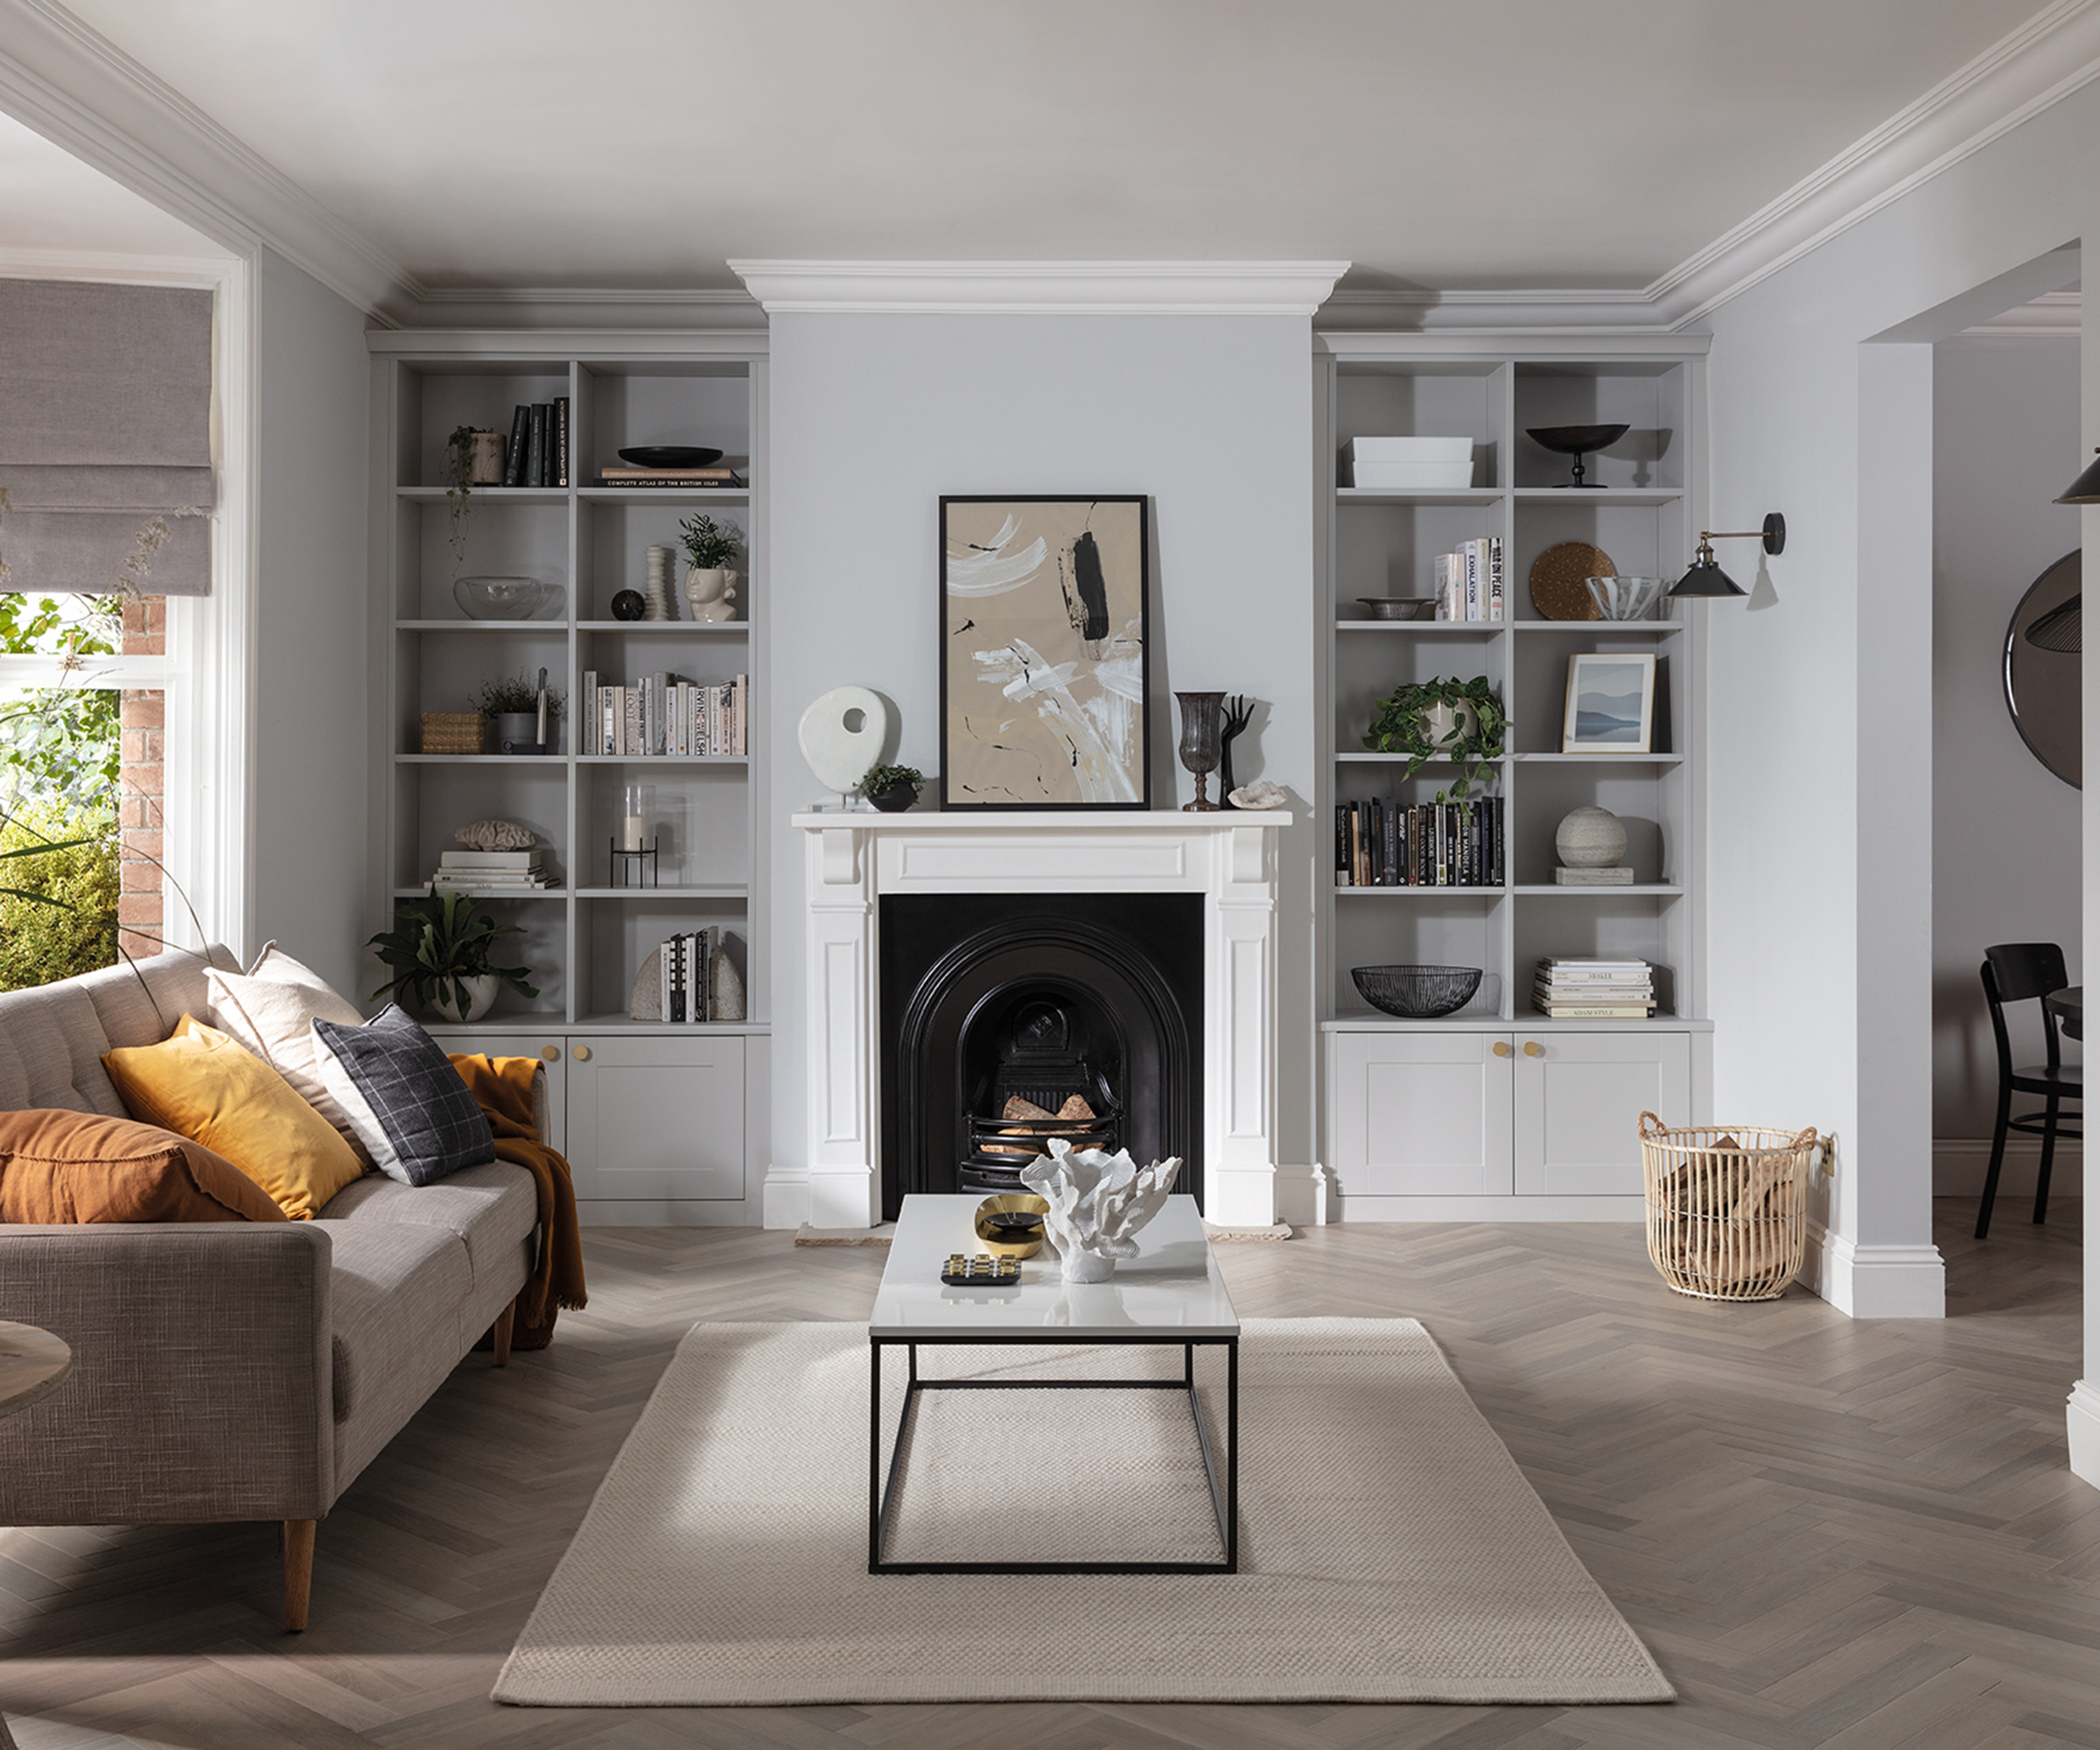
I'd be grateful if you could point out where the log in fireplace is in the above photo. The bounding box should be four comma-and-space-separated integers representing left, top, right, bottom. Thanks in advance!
878, 892, 1203, 1220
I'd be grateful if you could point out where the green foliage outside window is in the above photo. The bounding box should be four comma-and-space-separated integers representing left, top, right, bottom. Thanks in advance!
0, 806, 119, 992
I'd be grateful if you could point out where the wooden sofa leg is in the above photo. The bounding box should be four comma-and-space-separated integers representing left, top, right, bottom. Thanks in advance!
284, 1519, 315, 1632
492, 1302, 515, 1367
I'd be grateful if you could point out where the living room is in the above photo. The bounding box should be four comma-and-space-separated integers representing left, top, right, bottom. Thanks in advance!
1, 3, 2098, 1744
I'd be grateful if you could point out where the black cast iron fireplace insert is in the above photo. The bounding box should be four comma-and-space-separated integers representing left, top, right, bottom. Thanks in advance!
878, 892, 1203, 1221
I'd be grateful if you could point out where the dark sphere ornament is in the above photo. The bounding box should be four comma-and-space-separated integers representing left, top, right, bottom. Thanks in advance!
610, 590, 646, 622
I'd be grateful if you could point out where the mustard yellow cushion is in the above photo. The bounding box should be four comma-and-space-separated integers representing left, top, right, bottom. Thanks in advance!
102, 1014, 365, 1220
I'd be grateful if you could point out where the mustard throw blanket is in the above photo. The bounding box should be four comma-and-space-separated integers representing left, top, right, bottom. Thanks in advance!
449, 1054, 587, 1349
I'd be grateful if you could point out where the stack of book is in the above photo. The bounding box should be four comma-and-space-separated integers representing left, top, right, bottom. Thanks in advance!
659, 928, 718, 1024
430, 848, 557, 892
597, 464, 746, 489
500, 400, 569, 487
1335, 797, 1503, 887
583, 671, 749, 757
1532, 958, 1655, 1018
1433, 537, 1504, 621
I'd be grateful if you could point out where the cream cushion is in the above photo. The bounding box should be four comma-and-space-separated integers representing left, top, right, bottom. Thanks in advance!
205, 942, 372, 1163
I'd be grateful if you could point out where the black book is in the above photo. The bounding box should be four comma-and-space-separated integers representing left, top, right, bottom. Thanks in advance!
554, 396, 570, 488
1335, 804, 1349, 886
1383, 799, 1398, 887
503, 404, 529, 487
525, 404, 548, 487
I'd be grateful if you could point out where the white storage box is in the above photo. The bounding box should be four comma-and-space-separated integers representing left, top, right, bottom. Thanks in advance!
1341, 436, 1474, 490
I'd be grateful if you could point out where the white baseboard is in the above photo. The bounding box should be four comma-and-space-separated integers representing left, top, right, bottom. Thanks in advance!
1330, 1194, 1648, 1222
1274, 1165, 1327, 1227
1802, 1222, 1945, 1318
1933, 1137, 2082, 1199
578, 1200, 758, 1228
762, 1167, 810, 1230
2069, 1380, 2100, 1490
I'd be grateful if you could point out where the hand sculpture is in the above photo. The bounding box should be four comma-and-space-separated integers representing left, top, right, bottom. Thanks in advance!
1219, 695, 1254, 807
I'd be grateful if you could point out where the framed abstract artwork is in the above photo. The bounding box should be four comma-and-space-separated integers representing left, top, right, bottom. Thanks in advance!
939, 495, 1151, 809
1561, 652, 1657, 753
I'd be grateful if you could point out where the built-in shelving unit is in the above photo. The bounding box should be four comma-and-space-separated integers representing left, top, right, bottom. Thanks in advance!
368, 333, 770, 1219
1312, 335, 1714, 1216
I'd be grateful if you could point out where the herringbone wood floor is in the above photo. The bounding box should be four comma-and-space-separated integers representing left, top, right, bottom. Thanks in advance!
1, 1203, 2095, 1748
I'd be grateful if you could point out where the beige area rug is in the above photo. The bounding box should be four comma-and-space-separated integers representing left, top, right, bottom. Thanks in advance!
495, 1320, 1670, 1707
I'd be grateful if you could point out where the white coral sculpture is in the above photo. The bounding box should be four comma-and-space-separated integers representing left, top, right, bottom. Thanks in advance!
455, 819, 536, 851
1019, 1137, 1182, 1283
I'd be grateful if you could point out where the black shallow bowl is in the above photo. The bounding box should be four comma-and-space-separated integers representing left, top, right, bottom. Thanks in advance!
1525, 424, 1629, 456
619, 445, 724, 468
1352, 964, 1483, 1018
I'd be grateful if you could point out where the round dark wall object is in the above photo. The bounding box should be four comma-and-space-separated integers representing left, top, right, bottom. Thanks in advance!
2003, 549, 2081, 789
610, 590, 646, 621
1762, 512, 1787, 556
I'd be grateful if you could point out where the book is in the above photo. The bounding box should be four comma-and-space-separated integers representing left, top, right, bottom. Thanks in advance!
554, 397, 570, 488
525, 404, 547, 488
598, 466, 743, 481
1488, 536, 1505, 620
439, 850, 545, 869
623, 688, 642, 758
1464, 540, 1480, 621
503, 404, 530, 487
1533, 1003, 1656, 1019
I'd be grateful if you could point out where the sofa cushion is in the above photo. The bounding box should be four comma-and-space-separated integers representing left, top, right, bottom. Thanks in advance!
311, 1006, 492, 1186
101, 1015, 366, 1220
318, 1160, 535, 1297
325, 1221, 471, 1427
205, 942, 372, 1164
0, 1108, 287, 1223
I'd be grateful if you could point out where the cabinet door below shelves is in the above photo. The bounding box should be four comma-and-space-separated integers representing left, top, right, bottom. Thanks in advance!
1512, 1031, 1690, 1196
1330, 1032, 1514, 1198
436, 1032, 567, 1153
567, 1034, 746, 1200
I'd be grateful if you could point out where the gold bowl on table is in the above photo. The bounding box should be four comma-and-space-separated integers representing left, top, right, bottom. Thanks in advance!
974, 1194, 1050, 1259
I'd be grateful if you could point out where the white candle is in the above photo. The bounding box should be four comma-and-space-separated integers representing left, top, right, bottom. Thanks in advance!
622, 813, 646, 851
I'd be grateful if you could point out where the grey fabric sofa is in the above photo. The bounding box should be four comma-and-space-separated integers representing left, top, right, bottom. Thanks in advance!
0, 946, 541, 1628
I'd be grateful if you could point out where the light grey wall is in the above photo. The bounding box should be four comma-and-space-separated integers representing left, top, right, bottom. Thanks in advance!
251, 246, 370, 994
766, 311, 1319, 1202
1932, 334, 2082, 1138
1700, 74, 2100, 1310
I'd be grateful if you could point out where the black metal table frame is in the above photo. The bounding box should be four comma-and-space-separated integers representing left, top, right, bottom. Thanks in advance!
868, 1330, 1238, 1574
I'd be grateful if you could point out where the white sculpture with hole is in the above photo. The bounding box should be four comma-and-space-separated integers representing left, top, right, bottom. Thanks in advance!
797, 686, 890, 807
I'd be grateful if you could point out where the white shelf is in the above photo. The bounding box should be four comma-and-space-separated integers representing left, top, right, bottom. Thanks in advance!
393, 886, 564, 900
578, 487, 749, 505
1513, 486, 1682, 504
1338, 486, 1502, 506
571, 1015, 767, 1034
575, 754, 748, 766
1508, 752, 1684, 765
571, 886, 749, 900
1335, 752, 1507, 765
1321, 1013, 1710, 1032
1510, 884, 1684, 897
396, 486, 567, 502
395, 752, 562, 765
577, 620, 748, 633
396, 619, 565, 632
1335, 886, 1505, 897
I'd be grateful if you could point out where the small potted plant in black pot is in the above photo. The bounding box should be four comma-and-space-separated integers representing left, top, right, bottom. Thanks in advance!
859, 762, 922, 813
474, 670, 564, 755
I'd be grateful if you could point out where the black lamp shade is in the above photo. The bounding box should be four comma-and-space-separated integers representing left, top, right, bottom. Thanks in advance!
1670, 558, 1746, 598
2056, 452, 2100, 504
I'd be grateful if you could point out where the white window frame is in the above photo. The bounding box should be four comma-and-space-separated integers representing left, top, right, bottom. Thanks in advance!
0, 247, 255, 961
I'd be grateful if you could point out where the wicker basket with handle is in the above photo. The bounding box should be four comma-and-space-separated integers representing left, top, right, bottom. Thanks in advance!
420, 712, 486, 755
1638, 1112, 1817, 1301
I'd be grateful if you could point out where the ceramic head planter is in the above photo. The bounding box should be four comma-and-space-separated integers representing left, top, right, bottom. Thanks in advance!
1019, 1137, 1182, 1283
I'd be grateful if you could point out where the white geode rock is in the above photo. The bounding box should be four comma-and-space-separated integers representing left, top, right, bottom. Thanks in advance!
1019, 1137, 1182, 1283
1228, 779, 1286, 810
455, 819, 536, 851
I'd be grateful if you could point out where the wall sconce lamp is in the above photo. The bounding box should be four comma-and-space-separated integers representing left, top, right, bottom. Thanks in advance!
2054, 446, 2100, 504
1670, 513, 1787, 598
2023, 447, 2100, 651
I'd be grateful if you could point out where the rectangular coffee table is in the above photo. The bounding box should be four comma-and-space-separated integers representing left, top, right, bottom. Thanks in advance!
868, 1192, 1240, 1575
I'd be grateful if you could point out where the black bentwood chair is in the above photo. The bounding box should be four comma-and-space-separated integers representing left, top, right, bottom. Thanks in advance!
1975, 942, 2082, 1239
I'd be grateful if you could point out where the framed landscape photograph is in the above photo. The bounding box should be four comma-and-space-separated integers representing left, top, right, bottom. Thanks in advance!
1561, 652, 1657, 753
939, 495, 1151, 809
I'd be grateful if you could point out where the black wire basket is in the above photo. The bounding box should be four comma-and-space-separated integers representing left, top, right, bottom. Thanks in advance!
1351, 964, 1483, 1018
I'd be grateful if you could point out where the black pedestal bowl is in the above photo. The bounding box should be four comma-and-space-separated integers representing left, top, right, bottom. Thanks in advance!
1526, 423, 1630, 488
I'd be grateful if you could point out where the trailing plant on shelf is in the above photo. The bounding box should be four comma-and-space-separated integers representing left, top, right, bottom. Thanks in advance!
472, 673, 564, 720
1362, 675, 1507, 801
368, 889, 539, 1018
444, 425, 490, 580
677, 513, 741, 572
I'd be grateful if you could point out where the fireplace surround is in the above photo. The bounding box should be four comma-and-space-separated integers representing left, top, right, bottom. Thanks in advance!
783, 808, 1289, 1228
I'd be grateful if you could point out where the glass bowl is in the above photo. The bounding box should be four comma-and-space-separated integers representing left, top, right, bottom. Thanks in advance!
453, 576, 564, 621
1584, 575, 1665, 621
1351, 964, 1483, 1018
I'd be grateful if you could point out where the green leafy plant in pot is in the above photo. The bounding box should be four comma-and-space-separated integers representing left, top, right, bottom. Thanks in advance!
368, 889, 539, 1024
473, 670, 564, 756
1362, 676, 1507, 801
858, 762, 922, 813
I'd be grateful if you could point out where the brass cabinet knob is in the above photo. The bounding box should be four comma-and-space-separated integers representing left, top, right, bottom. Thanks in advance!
1523, 1040, 1543, 1057
573, 1045, 592, 1062
541, 1045, 559, 1062
1491, 1040, 1511, 1058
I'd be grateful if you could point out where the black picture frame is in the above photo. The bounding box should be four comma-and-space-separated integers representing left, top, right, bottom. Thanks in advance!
939, 495, 1152, 811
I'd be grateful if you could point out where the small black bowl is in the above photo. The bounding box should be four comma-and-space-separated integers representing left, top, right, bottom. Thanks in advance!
619, 445, 724, 469
867, 780, 920, 814
1526, 424, 1630, 456
1352, 964, 1483, 1018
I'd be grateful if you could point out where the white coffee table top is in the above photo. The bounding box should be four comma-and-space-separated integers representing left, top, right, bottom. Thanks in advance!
869, 1194, 1240, 1340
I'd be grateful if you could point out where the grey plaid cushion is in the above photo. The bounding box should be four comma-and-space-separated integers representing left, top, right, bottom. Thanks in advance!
310, 1005, 493, 1186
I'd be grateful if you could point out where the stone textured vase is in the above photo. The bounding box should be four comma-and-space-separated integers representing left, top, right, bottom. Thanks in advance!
1019, 1138, 1182, 1283
427, 974, 498, 1025
1555, 805, 1628, 869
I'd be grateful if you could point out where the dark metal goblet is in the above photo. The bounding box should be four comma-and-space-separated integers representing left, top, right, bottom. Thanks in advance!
1175, 691, 1225, 812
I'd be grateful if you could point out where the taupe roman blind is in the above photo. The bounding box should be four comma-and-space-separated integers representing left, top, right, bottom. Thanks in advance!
0, 278, 214, 596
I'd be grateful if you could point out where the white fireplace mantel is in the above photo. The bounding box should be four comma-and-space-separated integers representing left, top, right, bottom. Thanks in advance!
784, 808, 1292, 1230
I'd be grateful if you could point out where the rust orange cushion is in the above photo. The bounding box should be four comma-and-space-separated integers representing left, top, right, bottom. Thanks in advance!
0, 1108, 288, 1224
102, 1014, 366, 1220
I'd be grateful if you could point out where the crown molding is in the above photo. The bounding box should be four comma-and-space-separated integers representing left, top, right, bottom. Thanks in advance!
0, 243, 238, 286
405, 284, 766, 331
729, 259, 1350, 315
0, 0, 416, 320
1956, 287, 2082, 337
366, 326, 768, 360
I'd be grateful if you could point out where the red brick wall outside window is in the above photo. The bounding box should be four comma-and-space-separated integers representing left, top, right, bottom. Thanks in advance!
118, 596, 165, 960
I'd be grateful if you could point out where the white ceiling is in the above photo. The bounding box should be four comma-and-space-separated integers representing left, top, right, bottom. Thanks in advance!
21, 0, 2057, 295
0, 106, 229, 258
